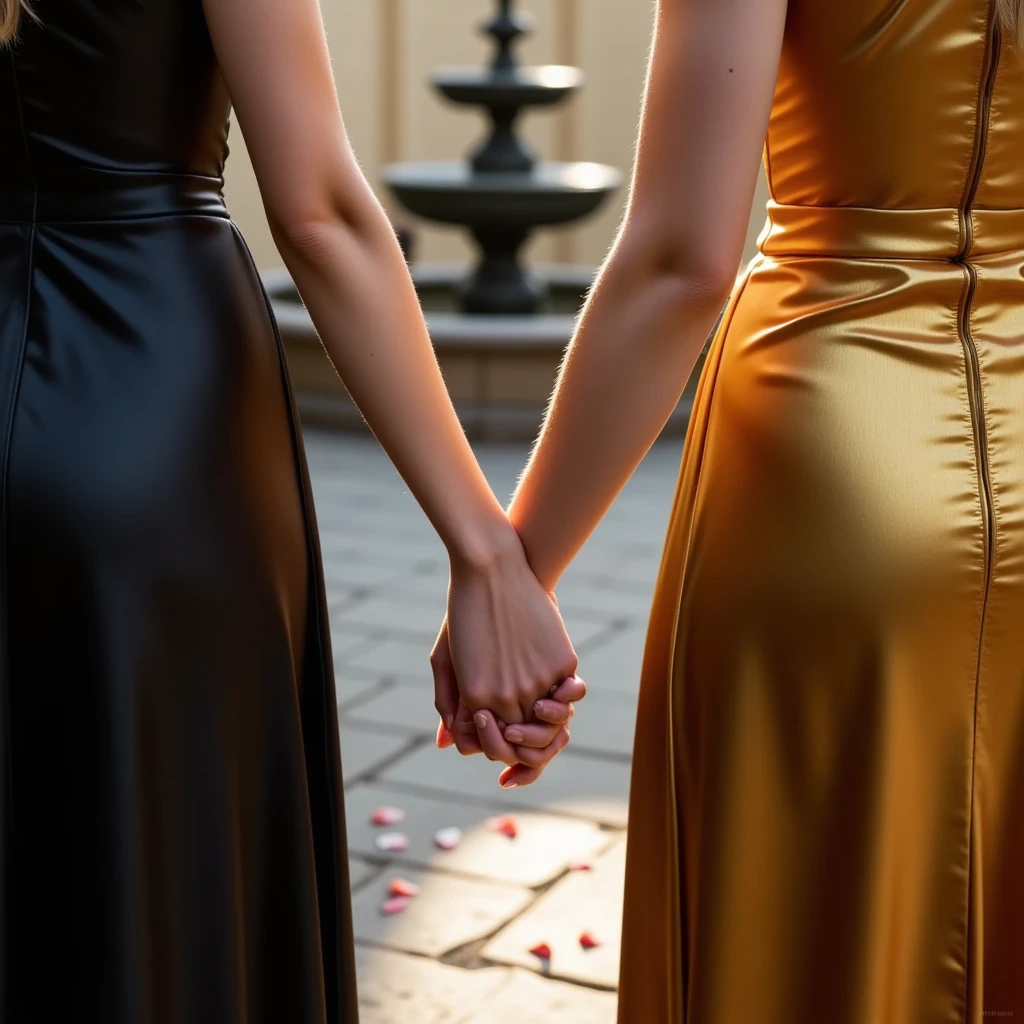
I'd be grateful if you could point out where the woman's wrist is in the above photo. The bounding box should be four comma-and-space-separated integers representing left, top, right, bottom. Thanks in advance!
505, 507, 563, 594
445, 505, 524, 576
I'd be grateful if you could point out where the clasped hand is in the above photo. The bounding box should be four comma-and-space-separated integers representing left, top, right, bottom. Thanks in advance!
430, 532, 584, 788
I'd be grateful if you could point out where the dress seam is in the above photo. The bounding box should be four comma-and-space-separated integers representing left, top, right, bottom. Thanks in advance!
0, 212, 230, 227
954, 3, 1001, 1018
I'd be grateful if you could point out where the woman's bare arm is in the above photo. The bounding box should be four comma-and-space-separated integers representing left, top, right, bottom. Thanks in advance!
203, 0, 509, 563
203, 0, 577, 727
505, 0, 788, 594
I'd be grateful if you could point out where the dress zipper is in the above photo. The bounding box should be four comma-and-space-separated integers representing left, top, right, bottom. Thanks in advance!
956, 5, 1001, 583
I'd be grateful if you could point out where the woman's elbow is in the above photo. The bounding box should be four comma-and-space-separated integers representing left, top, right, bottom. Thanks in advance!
267, 212, 326, 266
266, 180, 376, 269
613, 226, 741, 314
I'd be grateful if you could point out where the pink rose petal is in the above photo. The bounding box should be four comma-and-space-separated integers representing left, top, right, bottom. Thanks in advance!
569, 860, 593, 872
374, 831, 409, 853
370, 806, 405, 827
433, 826, 462, 851
487, 814, 519, 839
381, 895, 410, 915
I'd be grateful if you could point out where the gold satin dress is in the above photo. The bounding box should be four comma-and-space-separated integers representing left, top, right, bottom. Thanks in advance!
619, 3, 1024, 1022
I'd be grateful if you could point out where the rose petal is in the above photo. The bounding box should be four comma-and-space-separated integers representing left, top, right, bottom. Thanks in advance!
487, 814, 519, 839
388, 877, 419, 898
579, 931, 601, 950
374, 831, 409, 853
434, 826, 462, 851
381, 896, 410, 916
370, 806, 406, 827
568, 860, 593, 872
528, 942, 552, 961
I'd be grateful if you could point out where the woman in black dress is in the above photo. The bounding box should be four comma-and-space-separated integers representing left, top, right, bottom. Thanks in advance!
0, 0, 580, 1019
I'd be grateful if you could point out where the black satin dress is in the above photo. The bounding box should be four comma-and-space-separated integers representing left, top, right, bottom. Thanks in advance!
0, 3, 358, 1021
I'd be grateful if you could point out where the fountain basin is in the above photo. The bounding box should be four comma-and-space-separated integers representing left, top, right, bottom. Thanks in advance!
382, 161, 621, 227
265, 263, 702, 441
432, 65, 583, 107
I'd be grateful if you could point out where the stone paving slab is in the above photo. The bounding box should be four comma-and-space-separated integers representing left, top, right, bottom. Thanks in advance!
342, 634, 438, 679
464, 968, 618, 1023
561, 690, 638, 759
351, 866, 533, 958
337, 533, 445, 565
355, 947, 508, 1024
331, 625, 381, 663
332, 667, 385, 708
379, 743, 630, 829
342, 680, 433, 730
552, 579, 654, 622
349, 856, 380, 890
483, 838, 627, 989
322, 556, 409, 592
336, 592, 453, 637
345, 783, 612, 887
575, 626, 648, 695
339, 723, 417, 784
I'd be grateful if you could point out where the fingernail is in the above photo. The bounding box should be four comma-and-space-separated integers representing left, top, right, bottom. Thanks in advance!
445, 713, 454, 730
473, 712, 487, 730
504, 727, 524, 744
501, 780, 518, 789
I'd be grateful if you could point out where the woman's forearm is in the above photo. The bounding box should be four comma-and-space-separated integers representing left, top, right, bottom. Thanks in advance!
506, 238, 732, 591
278, 202, 513, 566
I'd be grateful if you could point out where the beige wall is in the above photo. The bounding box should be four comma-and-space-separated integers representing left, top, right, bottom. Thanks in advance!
224, 0, 770, 273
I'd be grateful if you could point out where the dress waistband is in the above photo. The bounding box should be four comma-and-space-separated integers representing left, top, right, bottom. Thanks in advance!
757, 200, 1024, 260
0, 166, 230, 224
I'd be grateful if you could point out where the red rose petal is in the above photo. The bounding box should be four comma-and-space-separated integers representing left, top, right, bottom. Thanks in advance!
370, 806, 405, 827
488, 814, 519, 839
388, 877, 419, 898
381, 896, 410, 916
568, 860, 593, 872
579, 931, 601, 950
434, 826, 462, 851
528, 942, 552, 960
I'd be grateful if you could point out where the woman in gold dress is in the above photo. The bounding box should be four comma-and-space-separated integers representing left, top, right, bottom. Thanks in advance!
446, 0, 1024, 1020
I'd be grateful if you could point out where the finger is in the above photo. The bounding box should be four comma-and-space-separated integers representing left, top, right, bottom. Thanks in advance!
551, 674, 587, 704
502, 719, 562, 749
450, 700, 484, 757
512, 724, 570, 769
499, 762, 544, 788
436, 719, 455, 749
532, 699, 575, 726
527, 664, 581, 722
472, 709, 520, 766
430, 622, 459, 734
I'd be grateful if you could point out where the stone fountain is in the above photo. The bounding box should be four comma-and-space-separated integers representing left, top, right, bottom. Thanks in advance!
265, 1, 698, 439
383, 0, 619, 315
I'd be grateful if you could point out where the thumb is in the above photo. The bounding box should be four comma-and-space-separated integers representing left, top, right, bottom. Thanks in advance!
430, 620, 459, 744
